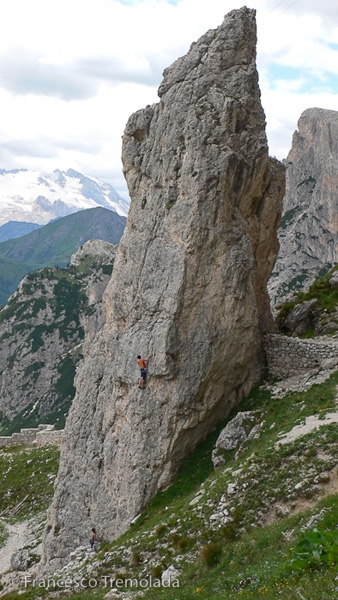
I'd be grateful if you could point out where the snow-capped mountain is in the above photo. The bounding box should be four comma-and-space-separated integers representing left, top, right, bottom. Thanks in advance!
0, 168, 129, 227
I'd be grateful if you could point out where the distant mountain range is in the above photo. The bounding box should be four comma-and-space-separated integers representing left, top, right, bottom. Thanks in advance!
0, 221, 42, 242
0, 206, 126, 305
0, 167, 129, 227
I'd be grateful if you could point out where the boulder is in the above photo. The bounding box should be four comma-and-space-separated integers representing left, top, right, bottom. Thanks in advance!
329, 271, 338, 289
277, 298, 318, 336
10, 549, 30, 572
212, 411, 257, 469
161, 565, 180, 586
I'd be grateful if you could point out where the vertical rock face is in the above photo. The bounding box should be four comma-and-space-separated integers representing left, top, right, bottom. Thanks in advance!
269, 108, 338, 306
42, 7, 284, 570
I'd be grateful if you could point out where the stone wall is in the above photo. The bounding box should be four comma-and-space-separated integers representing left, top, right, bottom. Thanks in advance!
35, 429, 64, 447
0, 424, 63, 449
263, 334, 338, 379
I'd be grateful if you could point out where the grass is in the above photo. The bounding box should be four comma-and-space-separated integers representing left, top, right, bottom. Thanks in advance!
0, 446, 60, 520
2, 373, 338, 599
298, 266, 338, 312
0, 590, 105, 600
0, 521, 7, 546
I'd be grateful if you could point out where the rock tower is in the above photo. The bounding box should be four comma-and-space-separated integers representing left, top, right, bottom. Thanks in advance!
269, 107, 338, 306
42, 7, 284, 570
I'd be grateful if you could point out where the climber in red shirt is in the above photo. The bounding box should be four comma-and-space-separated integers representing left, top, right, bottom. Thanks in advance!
137, 354, 152, 389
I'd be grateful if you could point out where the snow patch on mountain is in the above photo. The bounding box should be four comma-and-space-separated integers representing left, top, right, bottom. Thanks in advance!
0, 168, 129, 226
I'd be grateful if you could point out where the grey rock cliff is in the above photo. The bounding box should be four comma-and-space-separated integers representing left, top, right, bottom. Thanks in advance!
41, 7, 284, 570
269, 107, 338, 306
0, 240, 117, 427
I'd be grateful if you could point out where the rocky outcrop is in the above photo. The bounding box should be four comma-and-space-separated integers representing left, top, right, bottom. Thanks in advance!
329, 270, 338, 289
276, 298, 319, 336
269, 108, 338, 307
212, 411, 260, 469
41, 7, 284, 570
0, 240, 117, 428
10, 549, 30, 572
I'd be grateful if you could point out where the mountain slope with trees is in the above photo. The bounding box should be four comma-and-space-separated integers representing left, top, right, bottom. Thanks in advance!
0, 207, 125, 305
0, 239, 117, 434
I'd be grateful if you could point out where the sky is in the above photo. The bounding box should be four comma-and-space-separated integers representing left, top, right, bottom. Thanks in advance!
0, 0, 337, 201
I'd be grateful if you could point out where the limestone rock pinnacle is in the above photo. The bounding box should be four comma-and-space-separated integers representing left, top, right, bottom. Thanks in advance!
269, 107, 338, 306
41, 7, 284, 570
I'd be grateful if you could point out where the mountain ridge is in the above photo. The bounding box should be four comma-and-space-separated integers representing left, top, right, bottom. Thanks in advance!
0, 221, 42, 243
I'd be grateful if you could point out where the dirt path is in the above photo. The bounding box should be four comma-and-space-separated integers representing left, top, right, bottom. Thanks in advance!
0, 520, 30, 574
275, 411, 338, 447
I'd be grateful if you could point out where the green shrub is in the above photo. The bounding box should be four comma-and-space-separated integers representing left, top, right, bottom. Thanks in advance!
289, 527, 338, 572
151, 565, 163, 579
200, 541, 222, 569
155, 524, 166, 538
131, 550, 141, 565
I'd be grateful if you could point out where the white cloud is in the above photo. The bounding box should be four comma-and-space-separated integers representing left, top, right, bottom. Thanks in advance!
0, 49, 97, 100
0, 0, 337, 198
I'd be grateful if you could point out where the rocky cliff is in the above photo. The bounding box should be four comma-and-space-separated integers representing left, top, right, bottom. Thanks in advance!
0, 240, 117, 431
269, 108, 338, 307
41, 7, 284, 570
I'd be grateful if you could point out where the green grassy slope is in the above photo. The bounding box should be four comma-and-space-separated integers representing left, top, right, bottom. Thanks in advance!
0, 446, 60, 522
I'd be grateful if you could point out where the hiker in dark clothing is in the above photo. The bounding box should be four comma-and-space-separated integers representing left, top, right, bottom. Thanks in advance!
90, 528, 98, 552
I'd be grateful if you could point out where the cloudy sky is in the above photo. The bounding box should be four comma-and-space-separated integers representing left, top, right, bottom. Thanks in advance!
0, 0, 337, 200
